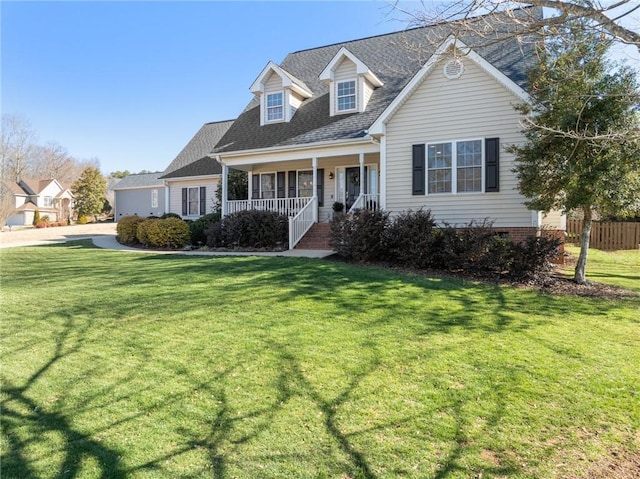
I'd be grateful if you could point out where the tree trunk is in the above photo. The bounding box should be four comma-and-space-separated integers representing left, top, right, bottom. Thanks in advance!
574, 206, 592, 284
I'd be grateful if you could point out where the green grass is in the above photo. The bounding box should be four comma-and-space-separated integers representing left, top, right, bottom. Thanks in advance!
1, 241, 639, 478
563, 245, 640, 293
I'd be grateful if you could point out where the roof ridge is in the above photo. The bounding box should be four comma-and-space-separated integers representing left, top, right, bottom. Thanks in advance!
204, 119, 235, 126
289, 5, 540, 55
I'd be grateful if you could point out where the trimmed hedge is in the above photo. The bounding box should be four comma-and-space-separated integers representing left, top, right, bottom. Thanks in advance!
330, 209, 390, 262
142, 217, 190, 249
206, 210, 288, 249
116, 215, 144, 245
189, 212, 221, 246
331, 209, 562, 283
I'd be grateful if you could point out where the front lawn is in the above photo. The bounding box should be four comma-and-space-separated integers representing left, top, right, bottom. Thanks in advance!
1, 241, 639, 478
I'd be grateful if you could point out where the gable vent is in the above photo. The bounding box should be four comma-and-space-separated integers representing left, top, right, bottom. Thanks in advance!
443, 58, 464, 79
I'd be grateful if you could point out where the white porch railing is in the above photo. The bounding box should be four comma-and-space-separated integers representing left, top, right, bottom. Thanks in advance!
347, 194, 380, 214
289, 196, 318, 250
227, 197, 313, 217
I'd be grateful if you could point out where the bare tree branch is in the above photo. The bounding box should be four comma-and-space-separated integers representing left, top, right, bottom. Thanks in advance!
388, 0, 640, 51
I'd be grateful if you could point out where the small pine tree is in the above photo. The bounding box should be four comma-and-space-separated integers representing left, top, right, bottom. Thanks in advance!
510, 24, 640, 284
32, 209, 41, 226
72, 167, 107, 219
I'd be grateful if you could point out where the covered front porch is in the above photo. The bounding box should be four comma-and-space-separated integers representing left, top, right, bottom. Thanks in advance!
219, 142, 381, 249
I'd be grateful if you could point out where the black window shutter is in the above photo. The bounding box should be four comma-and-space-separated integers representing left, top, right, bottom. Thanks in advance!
182, 188, 187, 216
288, 171, 296, 197
252, 175, 260, 199
412, 144, 425, 195
316, 169, 324, 207
199, 186, 206, 215
277, 172, 286, 198
485, 138, 499, 192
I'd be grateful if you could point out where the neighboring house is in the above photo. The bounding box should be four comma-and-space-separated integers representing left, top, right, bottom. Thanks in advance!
5, 178, 74, 226
205, 6, 565, 248
112, 173, 165, 220
159, 120, 234, 219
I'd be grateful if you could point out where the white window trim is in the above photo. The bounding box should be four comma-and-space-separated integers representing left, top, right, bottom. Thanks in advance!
265, 91, 284, 123
425, 138, 485, 195
186, 186, 201, 216
336, 79, 357, 114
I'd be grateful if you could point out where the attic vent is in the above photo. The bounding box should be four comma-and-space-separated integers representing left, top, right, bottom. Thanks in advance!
443, 58, 464, 79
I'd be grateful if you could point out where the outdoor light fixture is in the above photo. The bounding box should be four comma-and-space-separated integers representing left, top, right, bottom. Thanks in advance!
329, 171, 334, 180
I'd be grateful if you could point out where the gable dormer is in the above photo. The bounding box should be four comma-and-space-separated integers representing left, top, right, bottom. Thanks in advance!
319, 47, 383, 116
250, 61, 313, 126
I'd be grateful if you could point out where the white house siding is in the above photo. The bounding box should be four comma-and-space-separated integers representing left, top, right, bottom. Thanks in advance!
114, 188, 166, 221
385, 56, 534, 228
542, 210, 565, 229
167, 178, 220, 219
264, 71, 282, 92
333, 58, 358, 114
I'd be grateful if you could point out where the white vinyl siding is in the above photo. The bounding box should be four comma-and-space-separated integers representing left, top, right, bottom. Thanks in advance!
333, 58, 358, 115
167, 178, 219, 218
385, 56, 533, 227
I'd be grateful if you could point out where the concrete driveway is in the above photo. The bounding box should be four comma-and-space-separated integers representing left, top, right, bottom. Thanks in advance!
0, 222, 117, 248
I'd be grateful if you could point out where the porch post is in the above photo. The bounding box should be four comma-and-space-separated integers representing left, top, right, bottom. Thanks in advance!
312, 156, 318, 222
247, 171, 253, 203
221, 162, 229, 217
359, 153, 365, 194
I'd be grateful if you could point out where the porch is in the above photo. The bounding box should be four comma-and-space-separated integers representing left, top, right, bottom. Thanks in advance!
220, 150, 381, 249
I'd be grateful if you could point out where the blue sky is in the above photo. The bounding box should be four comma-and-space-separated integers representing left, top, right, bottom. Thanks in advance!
3, 1, 638, 176
2, 1, 411, 175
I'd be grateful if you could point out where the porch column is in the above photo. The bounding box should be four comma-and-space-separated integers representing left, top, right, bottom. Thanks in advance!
247, 171, 253, 203
221, 162, 229, 217
312, 156, 318, 222
359, 153, 365, 194
379, 135, 386, 209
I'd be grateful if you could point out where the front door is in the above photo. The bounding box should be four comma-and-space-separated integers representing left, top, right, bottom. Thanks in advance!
345, 167, 361, 210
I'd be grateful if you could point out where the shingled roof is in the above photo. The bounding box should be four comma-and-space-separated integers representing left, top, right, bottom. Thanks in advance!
213, 7, 541, 155
161, 120, 234, 179
112, 172, 165, 190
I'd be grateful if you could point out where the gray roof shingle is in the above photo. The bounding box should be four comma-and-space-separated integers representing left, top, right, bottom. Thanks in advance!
112, 172, 165, 190
161, 120, 234, 179
214, 7, 541, 155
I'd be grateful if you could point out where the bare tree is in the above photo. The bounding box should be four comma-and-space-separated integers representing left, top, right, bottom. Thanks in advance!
389, 0, 640, 50
1, 114, 38, 182
31, 141, 76, 184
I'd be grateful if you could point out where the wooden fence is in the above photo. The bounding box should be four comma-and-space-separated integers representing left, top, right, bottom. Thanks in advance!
566, 220, 640, 250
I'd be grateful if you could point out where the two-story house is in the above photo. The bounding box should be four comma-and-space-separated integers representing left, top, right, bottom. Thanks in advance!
209, 7, 564, 248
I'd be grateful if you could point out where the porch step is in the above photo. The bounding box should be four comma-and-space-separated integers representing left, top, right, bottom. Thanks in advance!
295, 223, 333, 250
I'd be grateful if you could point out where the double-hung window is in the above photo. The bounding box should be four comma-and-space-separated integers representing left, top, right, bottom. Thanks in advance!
297, 170, 313, 197
151, 189, 158, 208
427, 139, 482, 194
182, 186, 206, 216
337, 80, 356, 112
260, 173, 276, 199
266, 92, 284, 122
43, 196, 53, 207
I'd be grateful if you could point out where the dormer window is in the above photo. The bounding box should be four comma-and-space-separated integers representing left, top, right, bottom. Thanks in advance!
266, 92, 284, 122
337, 80, 356, 112
250, 61, 314, 126
319, 47, 383, 117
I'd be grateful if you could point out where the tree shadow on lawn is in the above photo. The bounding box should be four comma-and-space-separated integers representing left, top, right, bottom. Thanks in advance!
2, 243, 634, 478
1, 314, 127, 479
